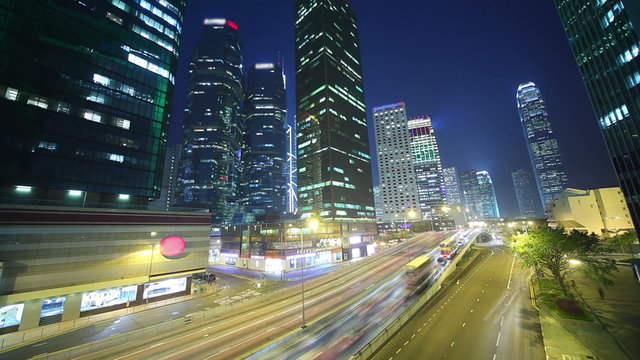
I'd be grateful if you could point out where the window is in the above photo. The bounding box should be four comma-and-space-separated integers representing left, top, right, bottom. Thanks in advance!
114, 117, 131, 130
83, 110, 103, 123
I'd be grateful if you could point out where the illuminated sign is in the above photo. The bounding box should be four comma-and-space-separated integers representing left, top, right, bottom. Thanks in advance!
160, 235, 186, 256
143, 278, 187, 299
255, 63, 275, 70
0, 304, 24, 328
81, 286, 137, 311
226, 20, 239, 30
349, 236, 362, 245
203, 18, 225, 25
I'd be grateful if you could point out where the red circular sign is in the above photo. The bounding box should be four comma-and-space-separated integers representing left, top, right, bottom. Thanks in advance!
159, 236, 186, 257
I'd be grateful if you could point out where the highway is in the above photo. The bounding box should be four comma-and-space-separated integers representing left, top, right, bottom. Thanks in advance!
8, 230, 453, 360
372, 245, 545, 360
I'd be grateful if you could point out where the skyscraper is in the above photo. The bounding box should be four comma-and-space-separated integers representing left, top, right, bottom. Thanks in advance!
150, 144, 182, 211
178, 18, 244, 225
0, 0, 186, 205
285, 123, 298, 215
408, 116, 445, 222
460, 170, 500, 220
512, 169, 544, 219
241, 62, 287, 217
373, 103, 420, 222
295, 0, 374, 221
553, 0, 640, 230
443, 167, 463, 205
516, 82, 569, 209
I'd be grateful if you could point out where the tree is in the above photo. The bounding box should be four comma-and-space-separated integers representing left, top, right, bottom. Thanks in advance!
508, 226, 617, 297
606, 231, 637, 256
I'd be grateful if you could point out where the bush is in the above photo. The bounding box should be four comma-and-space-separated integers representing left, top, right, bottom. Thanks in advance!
555, 298, 586, 318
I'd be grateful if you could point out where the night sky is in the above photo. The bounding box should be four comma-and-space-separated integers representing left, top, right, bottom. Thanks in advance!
168, 0, 619, 218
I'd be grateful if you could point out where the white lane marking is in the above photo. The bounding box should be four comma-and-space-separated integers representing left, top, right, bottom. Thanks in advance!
418, 328, 422, 332
411, 334, 416, 339
404, 340, 409, 345
32, 343, 47, 347
477, 298, 480, 302
500, 316, 504, 327
462, 322, 466, 327
471, 309, 474, 313
396, 348, 402, 354
507, 255, 516, 289
493, 354, 497, 360
450, 341, 455, 347
496, 331, 501, 347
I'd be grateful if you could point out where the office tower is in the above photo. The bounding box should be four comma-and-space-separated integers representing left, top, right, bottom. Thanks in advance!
516, 82, 569, 209
373, 186, 383, 221
460, 170, 500, 220
408, 116, 445, 222
150, 144, 182, 211
295, 0, 375, 221
241, 63, 287, 217
443, 167, 463, 205
554, 0, 640, 230
512, 169, 544, 218
178, 18, 244, 224
0, 0, 186, 205
285, 123, 298, 215
372, 103, 420, 222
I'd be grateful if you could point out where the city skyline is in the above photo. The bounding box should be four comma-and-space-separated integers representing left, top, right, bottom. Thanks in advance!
168, 0, 619, 218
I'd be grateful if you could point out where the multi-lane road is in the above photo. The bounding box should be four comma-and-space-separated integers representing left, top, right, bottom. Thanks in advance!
372, 246, 545, 360
5, 231, 453, 360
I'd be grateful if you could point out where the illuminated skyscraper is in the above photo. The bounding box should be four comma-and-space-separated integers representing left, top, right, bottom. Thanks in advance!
460, 170, 500, 220
517, 82, 568, 209
178, 19, 244, 224
512, 169, 544, 219
295, 0, 374, 221
0, 0, 186, 205
408, 116, 445, 222
285, 123, 298, 215
443, 167, 463, 205
241, 63, 287, 216
553, 0, 640, 230
373, 102, 420, 222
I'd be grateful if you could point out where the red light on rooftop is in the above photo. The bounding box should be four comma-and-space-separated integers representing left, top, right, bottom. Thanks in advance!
227, 20, 239, 30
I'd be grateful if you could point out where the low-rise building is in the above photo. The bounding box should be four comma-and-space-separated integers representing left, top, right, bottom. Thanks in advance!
547, 187, 634, 236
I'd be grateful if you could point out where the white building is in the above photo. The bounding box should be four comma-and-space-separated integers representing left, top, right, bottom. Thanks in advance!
547, 187, 634, 237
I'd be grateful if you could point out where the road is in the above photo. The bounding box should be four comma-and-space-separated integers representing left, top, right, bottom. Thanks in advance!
372, 245, 545, 360
3, 231, 453, 360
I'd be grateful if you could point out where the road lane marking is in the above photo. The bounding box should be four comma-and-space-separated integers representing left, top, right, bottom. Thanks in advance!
477, 298, 480, 302
493, 354, 497, 360
500, 316, 504, 327
423, 322, 427, 326
418, 328, 422, 332
411, 334, 416, 339
496, 331, 501, 346
462, 322, 466, 327
471, 309, 474, 313
404, 340, 409, 345
32, 343, 47, 347
396, 348, 402, 354
450, 341, 455, 347
507, 255, 516, 289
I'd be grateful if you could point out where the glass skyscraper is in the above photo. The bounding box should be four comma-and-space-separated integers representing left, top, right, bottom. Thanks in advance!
241, 62, 287, 217
0, 0, 185, 205
460, 170, 500, 220
554, 0, 640, 230
295, 0, 374, 221
373, 102, 420, 222
408, 116, 445, 222
443, 166, 463, 205
178, 18, 244, 225
516, 82, 569, 209
512, 169, 544, 219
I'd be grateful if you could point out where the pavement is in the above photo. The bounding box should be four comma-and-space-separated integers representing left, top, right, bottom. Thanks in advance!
531, 264, 640, 360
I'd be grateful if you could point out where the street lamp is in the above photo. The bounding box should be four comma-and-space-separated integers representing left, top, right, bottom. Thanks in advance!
300, 217, 319, 329
146, 242, 160, 304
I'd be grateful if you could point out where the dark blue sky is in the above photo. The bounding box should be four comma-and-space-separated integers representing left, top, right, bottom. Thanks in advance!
169, 0, 619, 217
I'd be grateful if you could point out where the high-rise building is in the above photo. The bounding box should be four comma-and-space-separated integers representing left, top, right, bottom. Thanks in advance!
295, 0, 374, 221
373, 103, 420, 222
178, 18, 244, 225
460, 170, 500, 220
285, 123, 298, 215
512, 169, 544, 219
241, 63, 287, 217
516, 82, 569, 209
408, 116, 445, 222
553, 0, 640, 231
0, 0, 186, 205
150, 144, 182, 211
443, 167, 463, 205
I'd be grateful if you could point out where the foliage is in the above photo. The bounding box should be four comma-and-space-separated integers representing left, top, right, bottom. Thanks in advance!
605, 231, 637, 255
536, 278, 590, 321
509, 226, 617, 296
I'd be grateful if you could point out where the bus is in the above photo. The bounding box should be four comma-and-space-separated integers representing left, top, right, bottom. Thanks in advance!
439, 237, 460, 260
404, 255, 434, 287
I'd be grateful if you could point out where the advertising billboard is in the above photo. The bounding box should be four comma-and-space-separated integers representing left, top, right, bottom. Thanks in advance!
143, 277, 187, 299
0, 304, 24, 328
81, 285, 138, 311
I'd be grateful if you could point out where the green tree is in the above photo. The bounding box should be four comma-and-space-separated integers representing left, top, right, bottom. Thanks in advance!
606, 231, 637, 256
509, 227, 617, 297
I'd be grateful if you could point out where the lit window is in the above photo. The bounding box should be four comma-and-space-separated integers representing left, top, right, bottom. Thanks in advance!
114, 117, 131, 130
27, 96, 48, 109
37, 141, 57, 151
83, 110, 102, 123
5, 87, 18, 101
108, 153, 124, 163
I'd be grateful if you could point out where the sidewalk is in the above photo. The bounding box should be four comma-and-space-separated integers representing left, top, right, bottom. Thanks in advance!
531, 265, 640, 360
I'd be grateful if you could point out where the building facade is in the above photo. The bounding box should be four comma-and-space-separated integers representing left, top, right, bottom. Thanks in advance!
408, 116, 445, 222
443, 167, 463, 205
460, 170, 500, 220
372, 103, 420, 222
295, 0, 375, 222
512, 169, 544, 219
241, 63, 288, 217
150, 144, 181, 211
553, 0, 640, 231
516, 82, 569, 209
0, 205, 210, 334
285, 124, 298, 215
548, 187, 634, 237
178, 18, 244, 225
0, 0, 186, 206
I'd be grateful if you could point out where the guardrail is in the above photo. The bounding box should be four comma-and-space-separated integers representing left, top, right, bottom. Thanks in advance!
349, 232, 480, 360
